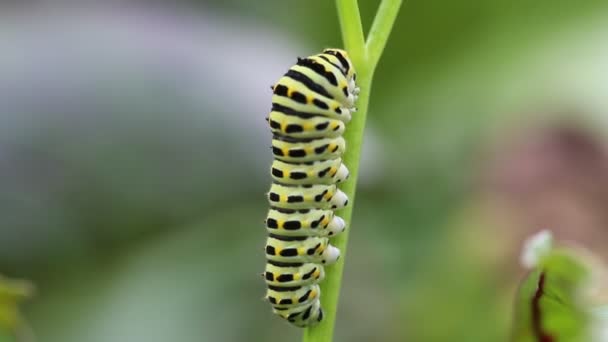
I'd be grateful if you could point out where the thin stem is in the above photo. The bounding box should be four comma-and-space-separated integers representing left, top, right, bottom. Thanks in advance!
302, 70, 372, 342
366, 0, 403, 69
302, 0, 402, 341
336, 0, 366, 66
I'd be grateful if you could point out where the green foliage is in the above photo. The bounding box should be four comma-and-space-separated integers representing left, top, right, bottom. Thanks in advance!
0, 276, 34, 342
513, 234, 591, 342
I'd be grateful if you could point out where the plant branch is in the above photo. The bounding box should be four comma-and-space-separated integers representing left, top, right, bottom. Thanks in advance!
302, 0, 402, 341
366, 0, 402, 70
335, 0, 366, 65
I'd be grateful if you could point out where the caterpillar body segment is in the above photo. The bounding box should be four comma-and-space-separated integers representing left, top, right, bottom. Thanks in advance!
272, 77, 351, 120
265, 236, 340, 265
267, 183, 348, 211
268, 111, 346, 140
271, 136, 346, 163
265, 208, 346, 237
270, 158, 349, 185
271, 97, 352, 123
264, 262, 325, 287
266, 283, 320, 310
272, 295, 324, 327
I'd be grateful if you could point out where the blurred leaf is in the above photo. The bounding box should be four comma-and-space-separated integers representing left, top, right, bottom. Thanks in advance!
0, 275, 34, 341
512, 232, 590, 342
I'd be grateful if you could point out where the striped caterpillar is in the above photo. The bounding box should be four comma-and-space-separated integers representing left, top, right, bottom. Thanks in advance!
263, 49, 358, 327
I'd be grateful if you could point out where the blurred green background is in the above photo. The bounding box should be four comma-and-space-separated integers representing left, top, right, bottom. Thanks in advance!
1, 1, 608, 341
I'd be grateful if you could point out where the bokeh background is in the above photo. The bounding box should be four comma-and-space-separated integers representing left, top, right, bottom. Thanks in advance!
1, 1, 608, 341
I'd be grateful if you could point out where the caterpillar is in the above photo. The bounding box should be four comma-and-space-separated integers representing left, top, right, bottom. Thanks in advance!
263, 48, 358, 327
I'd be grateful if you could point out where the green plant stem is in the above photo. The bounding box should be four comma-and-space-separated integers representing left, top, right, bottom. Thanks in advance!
366, 0, 402, 69
302, 68, 372, 342
303, 1, 402, 341
335, 0, 366, 65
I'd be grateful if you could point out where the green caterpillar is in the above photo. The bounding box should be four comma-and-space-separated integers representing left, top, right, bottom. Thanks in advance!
263, 48, 358, 327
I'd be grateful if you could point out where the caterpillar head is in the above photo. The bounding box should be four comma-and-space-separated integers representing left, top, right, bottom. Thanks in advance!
323, 48, 357, 99
323, 48, 355, 79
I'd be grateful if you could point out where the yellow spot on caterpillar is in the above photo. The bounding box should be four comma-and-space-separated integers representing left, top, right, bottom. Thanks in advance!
321, 217, 330, 226
282, 148, 288, 156
297, 247, 305, 255
329, 167, 337, 176
310, 289, 317, 299
294, 273, 301, 280
303, 122, 313, 131
277, 220, 284, 229
306, 96, 313, 104
313, 269, 321, 278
